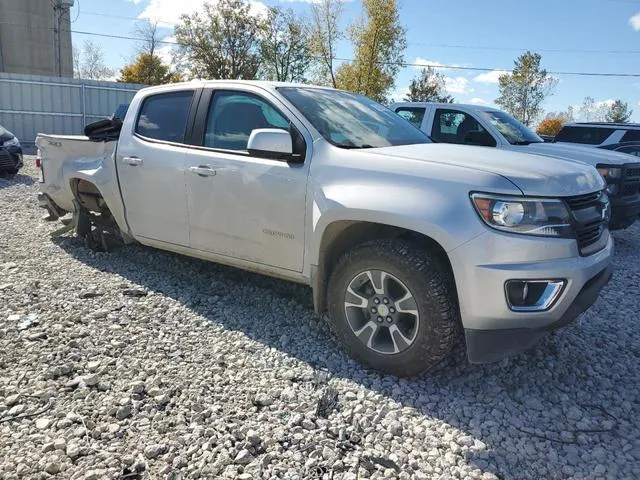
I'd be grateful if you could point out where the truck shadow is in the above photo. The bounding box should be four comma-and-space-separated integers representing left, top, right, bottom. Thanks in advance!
0, 173, 35, 189
53, 235, 634, 480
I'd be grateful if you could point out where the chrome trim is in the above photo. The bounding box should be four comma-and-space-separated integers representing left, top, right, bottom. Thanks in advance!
506, 280, 566, 312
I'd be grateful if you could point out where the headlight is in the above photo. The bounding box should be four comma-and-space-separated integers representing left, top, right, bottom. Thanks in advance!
596, 166, 622, 180
2, 137, 20, 148
471, 193, 573, 237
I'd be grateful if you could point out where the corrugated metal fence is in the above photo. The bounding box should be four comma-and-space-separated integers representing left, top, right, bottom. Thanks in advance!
0, 73, 146, 153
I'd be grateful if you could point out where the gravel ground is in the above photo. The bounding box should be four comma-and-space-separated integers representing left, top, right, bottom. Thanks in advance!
1, 159, 639, 480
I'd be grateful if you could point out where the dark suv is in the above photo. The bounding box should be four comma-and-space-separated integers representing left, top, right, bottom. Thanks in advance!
0, 124, 24, 175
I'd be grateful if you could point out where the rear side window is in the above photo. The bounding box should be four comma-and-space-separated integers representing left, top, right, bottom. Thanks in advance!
621, 130, 640, 142
135, 91, 194, 143
555, 126, 615, 145
395, 107, 426, 128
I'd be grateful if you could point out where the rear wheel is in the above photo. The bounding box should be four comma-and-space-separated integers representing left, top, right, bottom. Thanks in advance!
327, 239, 461, 377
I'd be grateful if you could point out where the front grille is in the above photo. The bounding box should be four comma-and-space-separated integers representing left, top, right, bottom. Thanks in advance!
564, 191, 608, 256
565, 192, 600, 210
0, 150, 14, 169
620, 164, 640, 198
626, 167, 640, 178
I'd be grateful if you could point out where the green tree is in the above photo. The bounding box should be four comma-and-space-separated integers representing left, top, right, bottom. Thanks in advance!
174, 0, 264, 80
118, 53, 182, 85
605, 100, 633, 123
404, 66, 454, 103
335, 0, 407, 103
308, 0, 344, 87
261, 8, 312, 82
495, 51, 557, 126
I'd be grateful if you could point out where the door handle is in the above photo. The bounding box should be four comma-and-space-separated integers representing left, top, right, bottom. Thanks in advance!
189, 165, 218, 177
123, 156, 143, 166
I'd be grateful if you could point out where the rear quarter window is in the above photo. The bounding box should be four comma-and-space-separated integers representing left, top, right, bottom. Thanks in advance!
135, 91, 194, 143
555, 126, 615, 145
621, 130, 640, 142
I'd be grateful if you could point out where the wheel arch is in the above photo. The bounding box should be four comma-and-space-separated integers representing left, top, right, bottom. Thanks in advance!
311, 219, 455, 315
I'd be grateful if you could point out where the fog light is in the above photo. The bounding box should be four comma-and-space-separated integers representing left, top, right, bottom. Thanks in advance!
606, 184, 618, 195
505, 279, 565, 312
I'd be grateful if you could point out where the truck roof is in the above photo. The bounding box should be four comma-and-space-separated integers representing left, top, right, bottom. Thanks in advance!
136, 79, 339, 95
561, 122, 640, 130
391, 101, 501, 112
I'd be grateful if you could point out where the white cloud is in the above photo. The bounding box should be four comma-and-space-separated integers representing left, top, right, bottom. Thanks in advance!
129, 0, 268, 27
413, 57, 464, 71
470, 97, 489, 105
157, 35, 176, 66
630, 13, 640, 30
445, 76, 473, 95
390, 87, 409, 102
473, 70, 505, 84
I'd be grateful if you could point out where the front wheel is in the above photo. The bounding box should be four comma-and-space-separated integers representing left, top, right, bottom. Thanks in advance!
327, 239, 461, 377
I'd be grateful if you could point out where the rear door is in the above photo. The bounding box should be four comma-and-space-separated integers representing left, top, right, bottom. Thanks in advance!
117, 89, 198, 246
183, 86, 310, 272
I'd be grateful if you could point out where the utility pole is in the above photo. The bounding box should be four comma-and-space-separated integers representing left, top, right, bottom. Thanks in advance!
52, 0, 75, 77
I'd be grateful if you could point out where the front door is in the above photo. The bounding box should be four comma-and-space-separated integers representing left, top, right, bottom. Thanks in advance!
184, 88, 309, 272
117, 89, 196, 246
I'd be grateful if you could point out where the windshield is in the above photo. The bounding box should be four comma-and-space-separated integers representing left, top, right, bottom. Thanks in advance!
480, 110, 543, 145
278, 87, 429, 149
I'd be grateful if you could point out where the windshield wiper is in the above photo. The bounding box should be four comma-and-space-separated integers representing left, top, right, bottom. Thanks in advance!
334, 143, 375, 149
513, 140, 544, 145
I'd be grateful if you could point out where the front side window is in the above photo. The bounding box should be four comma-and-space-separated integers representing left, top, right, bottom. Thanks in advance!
480, 110, 542, 145
278, 87, 428, 149
396, 107, 426, 128
135, 91, 194, 143
555, 126, 615, 145
204, 91, 290, 150
431, 109, 493, 145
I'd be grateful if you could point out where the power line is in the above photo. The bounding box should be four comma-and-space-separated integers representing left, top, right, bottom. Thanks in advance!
409, 42, 640, 55
65, 29, 640, 78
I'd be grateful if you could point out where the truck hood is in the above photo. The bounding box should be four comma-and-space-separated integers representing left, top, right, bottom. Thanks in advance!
370, 143, 604, 197
509, 142, 633, 167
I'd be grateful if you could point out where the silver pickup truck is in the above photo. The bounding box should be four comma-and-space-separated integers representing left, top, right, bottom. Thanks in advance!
391, 102, 640, 230
36, 81, 613, 376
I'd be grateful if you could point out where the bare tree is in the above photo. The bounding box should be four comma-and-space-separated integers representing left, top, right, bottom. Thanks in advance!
308, 0, 344, 87
74, 40, 115, 80
134, 20, 161, 57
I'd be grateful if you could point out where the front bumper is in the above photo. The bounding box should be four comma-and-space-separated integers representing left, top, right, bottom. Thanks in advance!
0, 147, 23, 172
465, 264, 612, 363
449, 229, 614, 363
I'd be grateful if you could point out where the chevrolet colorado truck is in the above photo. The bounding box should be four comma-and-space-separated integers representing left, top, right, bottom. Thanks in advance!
36, 82, 613, 376
391, 102, 640, 230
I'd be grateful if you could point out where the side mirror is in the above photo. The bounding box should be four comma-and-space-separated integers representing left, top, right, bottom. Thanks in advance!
247, 129, 294, 161
464, 130, 496, 147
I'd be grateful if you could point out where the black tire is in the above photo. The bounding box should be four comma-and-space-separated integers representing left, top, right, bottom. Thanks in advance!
327, 239, 461, 377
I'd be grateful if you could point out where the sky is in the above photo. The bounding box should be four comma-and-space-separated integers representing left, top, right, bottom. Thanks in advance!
68, 0, 640, 121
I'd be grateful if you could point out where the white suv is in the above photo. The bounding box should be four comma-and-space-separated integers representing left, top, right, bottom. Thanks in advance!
555, 122, 640, 147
